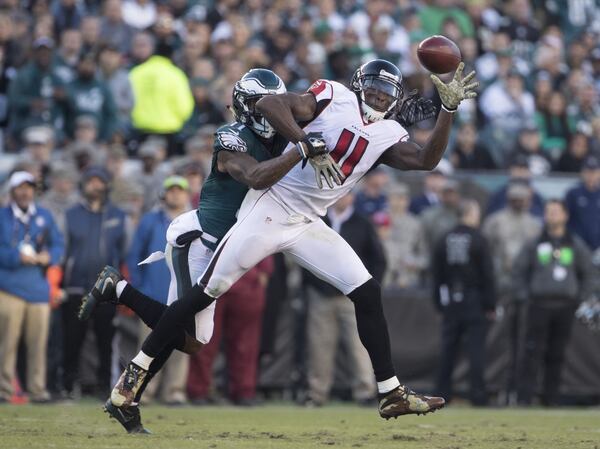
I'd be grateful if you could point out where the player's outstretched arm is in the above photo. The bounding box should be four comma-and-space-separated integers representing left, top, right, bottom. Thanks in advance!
379, 62, 478, 171
256, 92, 317, 143
256, 92, 345, 188
217, 150, 302, 190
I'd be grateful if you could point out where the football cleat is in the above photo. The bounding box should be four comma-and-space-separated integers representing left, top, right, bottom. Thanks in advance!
110, 362, 148, 408
378, 385, 445, 419
104, 399, 151, 434
78, 265, 123, 321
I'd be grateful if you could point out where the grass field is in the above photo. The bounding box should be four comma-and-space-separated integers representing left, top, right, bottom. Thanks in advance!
1, 402, 599, 449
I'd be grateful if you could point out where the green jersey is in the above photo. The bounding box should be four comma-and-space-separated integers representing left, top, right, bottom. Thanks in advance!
198, 122, 287, 250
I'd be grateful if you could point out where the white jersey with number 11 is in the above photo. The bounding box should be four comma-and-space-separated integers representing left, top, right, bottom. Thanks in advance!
268, 79, 409, 220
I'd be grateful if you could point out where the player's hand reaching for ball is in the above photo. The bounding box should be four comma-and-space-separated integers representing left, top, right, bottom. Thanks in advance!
430, 62, 478, 112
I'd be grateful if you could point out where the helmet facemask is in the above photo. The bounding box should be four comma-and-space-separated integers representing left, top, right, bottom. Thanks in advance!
352, 66, 404, 123
232, 90, 276, 138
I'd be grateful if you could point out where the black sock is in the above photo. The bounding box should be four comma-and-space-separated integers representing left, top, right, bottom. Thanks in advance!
348, 278, 395, 382
141, 283, 215, 358
133, 331, 185, 403
119, 283, 168, 329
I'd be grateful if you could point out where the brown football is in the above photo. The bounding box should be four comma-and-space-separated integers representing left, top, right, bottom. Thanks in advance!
417, 35, 462, 74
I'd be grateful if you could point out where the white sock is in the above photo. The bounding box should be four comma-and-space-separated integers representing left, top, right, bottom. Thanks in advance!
131, 351, 153, 371
377, 376, 400, 394
116, 280, 128, 298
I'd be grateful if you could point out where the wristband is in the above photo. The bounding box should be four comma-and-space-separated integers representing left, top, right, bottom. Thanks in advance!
441, 104, 457, 113
295, 141, 309, 159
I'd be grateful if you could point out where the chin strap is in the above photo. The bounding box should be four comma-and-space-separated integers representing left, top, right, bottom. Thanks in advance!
359, 92, 397, 123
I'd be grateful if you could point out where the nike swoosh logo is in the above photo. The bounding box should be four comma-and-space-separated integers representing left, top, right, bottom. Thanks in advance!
102, 278, 114, 294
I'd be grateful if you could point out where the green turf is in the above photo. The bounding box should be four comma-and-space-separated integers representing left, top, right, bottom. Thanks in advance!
1, 402, 599, 449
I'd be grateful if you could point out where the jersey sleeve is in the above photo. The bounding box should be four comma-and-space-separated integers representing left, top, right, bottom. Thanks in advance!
389, 120, 410, 143
307, 79, 334, 103
213, 127, 248, 154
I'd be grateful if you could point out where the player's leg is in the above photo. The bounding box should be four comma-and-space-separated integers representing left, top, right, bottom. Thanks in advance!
115, 191, 290, 407
286, 220, 445, 418
134, 190, 282, 363
79, 265, 168, 328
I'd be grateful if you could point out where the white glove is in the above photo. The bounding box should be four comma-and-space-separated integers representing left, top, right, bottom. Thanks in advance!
309, 154, 345, 189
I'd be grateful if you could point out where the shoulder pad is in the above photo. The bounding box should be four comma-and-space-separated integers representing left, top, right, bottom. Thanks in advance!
307, 79, 334, 103
215, 131, 248, 153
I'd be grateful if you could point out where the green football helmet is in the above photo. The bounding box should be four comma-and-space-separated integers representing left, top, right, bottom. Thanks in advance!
231, 68, 286, 138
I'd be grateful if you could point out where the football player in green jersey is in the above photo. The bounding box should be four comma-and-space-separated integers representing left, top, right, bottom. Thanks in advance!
79, 69, 343, 433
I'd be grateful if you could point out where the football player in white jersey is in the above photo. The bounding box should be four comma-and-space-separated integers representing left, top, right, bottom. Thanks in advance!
111, 59, 478, 420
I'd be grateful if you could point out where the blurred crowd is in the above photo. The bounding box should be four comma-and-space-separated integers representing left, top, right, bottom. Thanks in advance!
1, 0, 600, 408
0, 0, 599, 171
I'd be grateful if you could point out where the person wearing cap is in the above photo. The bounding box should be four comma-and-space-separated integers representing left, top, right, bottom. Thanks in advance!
513, 199, 594, 406
299, 191, 385, 406
126, 175, 191, 405
565, 155, 600, 251
61, 166, 126, 397
65, 52, 118, 143
0, 171, 64, 403
129, 39, 193, 156
382, 183, 428, 289
7, 36, 66, 142
433, 199, 496, 406
421, 178, 462, 249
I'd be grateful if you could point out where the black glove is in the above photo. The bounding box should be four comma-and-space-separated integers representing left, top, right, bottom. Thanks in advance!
296, 131, 328, 160
394, 90, 437, 127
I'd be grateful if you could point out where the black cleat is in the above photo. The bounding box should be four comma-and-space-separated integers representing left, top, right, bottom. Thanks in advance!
104, 399, 151, 434
79, 266, 123, 321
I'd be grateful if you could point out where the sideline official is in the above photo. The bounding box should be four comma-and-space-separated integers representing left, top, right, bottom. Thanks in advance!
433, 200, 496, 406
514, 199, 594, 406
